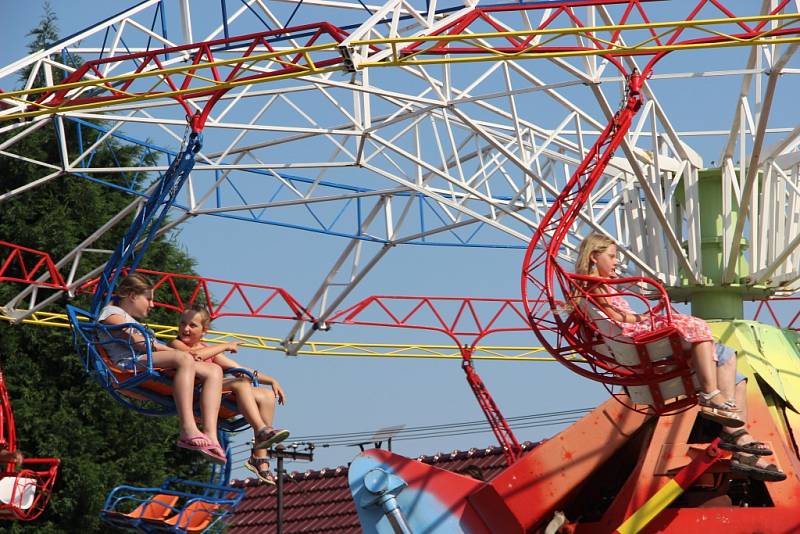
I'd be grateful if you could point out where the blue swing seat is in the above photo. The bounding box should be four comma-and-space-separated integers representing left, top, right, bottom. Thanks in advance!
101, 477, 244, 533
68, 305, 255, 432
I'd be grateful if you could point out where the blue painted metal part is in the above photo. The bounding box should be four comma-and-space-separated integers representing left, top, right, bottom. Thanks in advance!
349, 454, 471, 534
66, 117, 610, 250
90, 131, 202, 315
67, 304, 252, 432
361, 468, 412, 534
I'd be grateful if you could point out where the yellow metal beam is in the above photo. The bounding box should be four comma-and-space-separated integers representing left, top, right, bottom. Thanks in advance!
355, 12, 800, 67
0, 310, 566, 362
354, 12, 800, 46
2, 12, 800, 121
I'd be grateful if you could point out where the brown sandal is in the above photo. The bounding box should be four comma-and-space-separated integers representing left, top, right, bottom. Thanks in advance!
720, 429, 773, 456
730, 453, 786, 482
254, 426, 290, 450
245, 454, 277, 485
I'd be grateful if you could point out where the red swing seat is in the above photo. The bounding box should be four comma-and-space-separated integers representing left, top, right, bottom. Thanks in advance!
569, 275, 699, 413
523, 72, 701, 415
0, 371, 59, 521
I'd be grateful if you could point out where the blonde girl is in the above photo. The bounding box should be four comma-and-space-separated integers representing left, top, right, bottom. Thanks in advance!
574, 234, 785, 481
168, 305, 290, 484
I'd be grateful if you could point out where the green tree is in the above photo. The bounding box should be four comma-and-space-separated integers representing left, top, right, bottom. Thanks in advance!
21, 2, 60, 88
0, 9, 211, 533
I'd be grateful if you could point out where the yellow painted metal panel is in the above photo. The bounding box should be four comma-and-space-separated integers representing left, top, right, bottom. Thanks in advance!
709, 320, 800, 412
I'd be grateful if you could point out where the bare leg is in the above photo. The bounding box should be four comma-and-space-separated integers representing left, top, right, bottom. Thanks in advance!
691, 341, 746, 428
732, 377, 747, 421
723, 379, 776, 467
230, 379, 267, 431
692, 341, 717, 391
254, 387, 277, 429
250, 388, 278, 461
194, 361, 224, 447
151, 350, 207, 445
692, 341, 729, 406
716, 352, 737, 402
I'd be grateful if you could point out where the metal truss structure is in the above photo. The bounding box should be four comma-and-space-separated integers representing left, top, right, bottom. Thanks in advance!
0, 239, 552, 361
3, 0, 800, 353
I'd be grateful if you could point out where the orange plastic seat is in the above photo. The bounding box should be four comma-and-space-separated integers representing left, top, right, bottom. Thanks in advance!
163, 500, 220, 533
108, 493, 179, 521
95, 345, 242, 422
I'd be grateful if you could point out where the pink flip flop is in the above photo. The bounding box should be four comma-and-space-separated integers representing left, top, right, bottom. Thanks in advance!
176, 435, 227, 465
209, 443, 228, 464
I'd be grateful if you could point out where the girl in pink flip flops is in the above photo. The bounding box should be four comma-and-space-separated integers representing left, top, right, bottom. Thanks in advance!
98, 274, 227, 464
169, 305, 290, 485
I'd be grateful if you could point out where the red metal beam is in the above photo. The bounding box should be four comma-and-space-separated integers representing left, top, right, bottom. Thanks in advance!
0, 240, 313, 322
329, 295, 542, 464
20, 23, 353, 131
400, 0, 798, 66
0, 240, 65, 289
329, 295, 535, 346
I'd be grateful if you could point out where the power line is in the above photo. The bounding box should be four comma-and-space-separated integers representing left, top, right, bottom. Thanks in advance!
285, 408, 591, 442
227, 407, 591, 459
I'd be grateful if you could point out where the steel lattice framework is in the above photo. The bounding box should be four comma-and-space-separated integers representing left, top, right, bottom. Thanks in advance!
3, 0, 800, 354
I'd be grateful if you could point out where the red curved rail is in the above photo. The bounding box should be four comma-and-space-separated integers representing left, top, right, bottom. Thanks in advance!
400, 0, 800, 59
0, 241, 312, 322
753, 298, 800, 330
79, 268, 313, 323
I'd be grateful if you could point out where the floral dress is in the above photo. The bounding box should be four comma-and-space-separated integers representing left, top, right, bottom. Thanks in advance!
607, 295, 713, 344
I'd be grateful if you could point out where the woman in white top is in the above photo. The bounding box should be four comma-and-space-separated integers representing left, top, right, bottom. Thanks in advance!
97, 274, 226, 464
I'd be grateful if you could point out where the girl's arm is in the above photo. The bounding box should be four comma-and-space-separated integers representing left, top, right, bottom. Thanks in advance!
101, 313, 151, 351
151, 339, 173, 352
591, 291, 642, 324
211, 353, 287, 405
167, 338, 239, 360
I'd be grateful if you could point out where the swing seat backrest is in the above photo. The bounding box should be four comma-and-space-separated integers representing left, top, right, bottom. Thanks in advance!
0, 476, 36, 510
123, 493, 180, 521
583, 302, 639, 366
582, 301, 698, 411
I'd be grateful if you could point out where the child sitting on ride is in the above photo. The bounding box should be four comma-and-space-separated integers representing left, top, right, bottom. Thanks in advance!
575, 233, 743, 424
97, 274, 227, 464
168, 305, 290, 485
0, 446, 22, 469
575, 234, 786, 481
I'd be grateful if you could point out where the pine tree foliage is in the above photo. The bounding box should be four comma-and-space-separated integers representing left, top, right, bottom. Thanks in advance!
0, 8, 212, 532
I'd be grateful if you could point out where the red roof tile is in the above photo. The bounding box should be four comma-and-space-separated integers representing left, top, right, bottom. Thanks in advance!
228, 442, 538, 533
